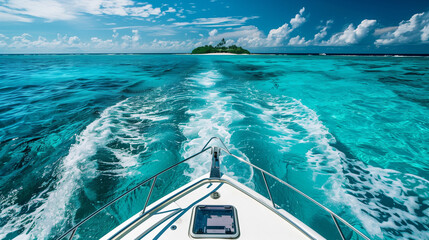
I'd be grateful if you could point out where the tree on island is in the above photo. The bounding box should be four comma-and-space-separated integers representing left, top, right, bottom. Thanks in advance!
216, 38, 226, 48
191, 38, 250, 54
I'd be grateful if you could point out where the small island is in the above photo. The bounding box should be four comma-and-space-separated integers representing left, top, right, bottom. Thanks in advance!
191, 38, 250, 54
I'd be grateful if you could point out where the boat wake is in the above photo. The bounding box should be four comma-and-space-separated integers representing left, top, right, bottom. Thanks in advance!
0, 92, 171, 239
252, 93, 429, 239
180, 70, 254, 185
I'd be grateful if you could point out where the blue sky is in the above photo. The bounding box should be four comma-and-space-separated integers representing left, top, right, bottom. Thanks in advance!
0, 0, 428, 53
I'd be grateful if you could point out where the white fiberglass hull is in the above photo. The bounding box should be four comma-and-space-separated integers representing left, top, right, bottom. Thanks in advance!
103, 174, 324, 240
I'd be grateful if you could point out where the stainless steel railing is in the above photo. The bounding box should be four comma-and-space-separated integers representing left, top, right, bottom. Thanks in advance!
57, 137, 370, 240
207, 137, 370, 240
56, 146, 212, 240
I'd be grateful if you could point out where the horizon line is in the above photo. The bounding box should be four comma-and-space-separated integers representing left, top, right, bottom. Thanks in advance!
1, 53, 429, 56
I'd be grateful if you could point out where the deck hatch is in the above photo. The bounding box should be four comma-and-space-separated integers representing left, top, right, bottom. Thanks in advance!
190, 205, 239, 238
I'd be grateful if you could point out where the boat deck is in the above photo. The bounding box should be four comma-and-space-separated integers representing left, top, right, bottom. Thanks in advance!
103, 175, 323, 240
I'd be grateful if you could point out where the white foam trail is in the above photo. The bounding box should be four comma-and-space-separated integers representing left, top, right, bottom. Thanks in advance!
0, 100, 121, 240
258, 95, 429, 239
187, 70, 222, 87
260, 97, 336, 157
0, 94, 169, 239
327, 163, 429, 239
180, 70, 253, 183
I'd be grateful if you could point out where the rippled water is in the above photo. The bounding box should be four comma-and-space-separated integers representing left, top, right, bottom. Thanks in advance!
0, 54, 428, 239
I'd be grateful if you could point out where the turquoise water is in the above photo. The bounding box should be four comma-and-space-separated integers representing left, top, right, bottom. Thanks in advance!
0, 55, 428, 239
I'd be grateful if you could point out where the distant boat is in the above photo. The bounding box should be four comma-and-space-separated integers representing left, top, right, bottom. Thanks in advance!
319, 53, 327, 56
58, 137, 369, 240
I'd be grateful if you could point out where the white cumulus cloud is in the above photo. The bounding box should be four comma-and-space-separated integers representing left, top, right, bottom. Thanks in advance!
234, 7, 306, 47
91, 37, 116, 49
322, 19, 376, 46
266, 23, 291, 46
0, 31, 196, 53
290, 7, 306, 29
288, 35, 308, 46
375, 11, 429, 45
127, 4, 161, 18
121, 29, 140, 48
7, 33, 88, 50
67, 36, 80, 45
288, 20, 333, 46
313, 20, 333, 42
165, 7, 176, 13
265, 7, 306, 46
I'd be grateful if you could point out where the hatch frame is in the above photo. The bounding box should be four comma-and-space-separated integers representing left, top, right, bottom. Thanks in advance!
189, 205, 240, 239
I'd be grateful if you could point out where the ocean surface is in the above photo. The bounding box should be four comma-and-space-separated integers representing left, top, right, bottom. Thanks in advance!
0, 54, 428, 240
